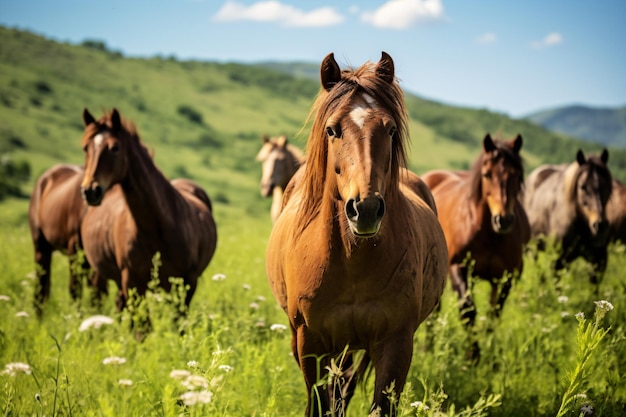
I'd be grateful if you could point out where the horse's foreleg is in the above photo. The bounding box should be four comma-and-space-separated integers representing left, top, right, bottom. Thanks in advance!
369, 332, 413, 417
33, 233, 53, 318
296, 326, 331, 417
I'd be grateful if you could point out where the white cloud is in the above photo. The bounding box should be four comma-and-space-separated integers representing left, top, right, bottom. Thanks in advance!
213, 1, 344, 27
531, 32, 563, 49
361, 0, 445, 30
475, 32, 497, 44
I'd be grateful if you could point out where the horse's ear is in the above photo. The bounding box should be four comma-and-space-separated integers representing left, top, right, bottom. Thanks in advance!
576, 149, 586, 165
321, 52, 341, 91
512, 134, 523, 152
83, 108, 96, 127
111, 108, 122, 130
276, 135, 288, 148
601, 148, 609, 164
262, 134, 270, 144
376, 51, 395, 84
483, 133, 496, 152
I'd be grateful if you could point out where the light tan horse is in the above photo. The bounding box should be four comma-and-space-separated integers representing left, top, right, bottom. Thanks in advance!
28, 164, 92, 316
256, 134, 304, 223
79, 108, 217, 313
266, 52, 448, 417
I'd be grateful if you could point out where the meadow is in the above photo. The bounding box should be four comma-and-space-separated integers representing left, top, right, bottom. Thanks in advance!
1, 26, 625, 416
1, 192, 625, 416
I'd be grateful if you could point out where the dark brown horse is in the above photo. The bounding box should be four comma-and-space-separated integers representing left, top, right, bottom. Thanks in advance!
524, 149, 612, 285
265, 52, 448, 417
607, 178, 626, 244
255, 134, 304, 223
79, 108, 217, 312
421, 134, 530, 359
28, 164, 91, 316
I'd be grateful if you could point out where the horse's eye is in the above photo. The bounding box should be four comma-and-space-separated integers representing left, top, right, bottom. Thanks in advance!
110, 143, 120, 153
326, 126, 341, 138
389, 126, 397, 139
483, 172, 492, 180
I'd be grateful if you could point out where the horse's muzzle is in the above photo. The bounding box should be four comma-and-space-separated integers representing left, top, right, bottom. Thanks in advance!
81, 184, 104, 206
345, 195, 385, 237
492, 213, 515, 234
591, 219, 610, 246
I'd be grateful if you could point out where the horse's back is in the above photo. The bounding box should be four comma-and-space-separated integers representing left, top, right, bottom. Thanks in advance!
524, 164, 566, 237
28, 164, 85, 249
608, 179, 626, 243
171, 178, 213, 212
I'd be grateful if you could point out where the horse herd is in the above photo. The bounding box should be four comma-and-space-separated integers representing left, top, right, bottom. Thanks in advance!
26, 52, 624, 417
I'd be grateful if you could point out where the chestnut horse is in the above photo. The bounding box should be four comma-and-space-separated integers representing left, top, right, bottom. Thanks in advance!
255, 134, 304, 223
79, 108, 217, 312
421, 134, 530, 359
524, 149, 612, 286
266, 52, 448, 417
607, 178, 626, 244
28, 163, 91, 316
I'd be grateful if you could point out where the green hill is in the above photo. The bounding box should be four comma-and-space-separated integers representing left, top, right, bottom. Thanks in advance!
525, 104, 626, 149
1, 25, 625, 210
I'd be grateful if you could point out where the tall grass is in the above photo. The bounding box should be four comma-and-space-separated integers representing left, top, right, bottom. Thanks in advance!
1, 198, 624, 416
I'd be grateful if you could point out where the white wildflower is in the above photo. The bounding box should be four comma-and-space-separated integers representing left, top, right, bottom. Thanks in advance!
169, 369, 191, 380
560, 311, 570, 318
218, 365, 233, 373
242, 284, 251, 291
118, 379, 133, 387
102, 356, 126, 366
187, 360, 199, 368
179, 390, 213, 406
594, 300, 614, 312
1, 362, 32, 376
212, 273, 226, 281
270, 324, 287, 333
15, 311, 29, 318
181, 375, 209, 390
410, 401, 429, 410
558, 295, 569, 304
79, 315, 114, 332
249, 302, 259, 310
256, 295, 266, 302
0, 295, 10, 301
575, 312, 585, 320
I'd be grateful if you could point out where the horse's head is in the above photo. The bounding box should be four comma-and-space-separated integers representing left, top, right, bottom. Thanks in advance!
572, 148, 612, 243
313, 52, 407, 238
80, 108, 131, 206
478, 133, 524, 234
256, 135, 297, 197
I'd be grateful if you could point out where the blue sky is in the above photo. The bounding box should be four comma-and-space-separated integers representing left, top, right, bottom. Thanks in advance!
1, 0, 624, 117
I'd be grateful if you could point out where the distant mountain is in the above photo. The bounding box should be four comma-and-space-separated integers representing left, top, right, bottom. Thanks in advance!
524, 105, 626, 148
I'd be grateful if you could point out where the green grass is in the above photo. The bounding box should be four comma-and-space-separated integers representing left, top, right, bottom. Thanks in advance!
1, 196, 625, 416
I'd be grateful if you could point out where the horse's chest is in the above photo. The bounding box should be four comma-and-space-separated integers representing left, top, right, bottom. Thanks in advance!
296, 250, 419, 348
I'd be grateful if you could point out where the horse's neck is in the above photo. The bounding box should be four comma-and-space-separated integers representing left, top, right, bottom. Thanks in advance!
271, 187, 284, 223
122, 145, 180, 229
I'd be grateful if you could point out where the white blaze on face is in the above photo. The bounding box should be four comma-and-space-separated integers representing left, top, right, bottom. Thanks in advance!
350, 93, 377, 129
93, 133, 105, 148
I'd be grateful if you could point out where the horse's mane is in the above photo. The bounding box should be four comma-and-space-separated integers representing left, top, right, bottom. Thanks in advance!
297, 61, 409, 230
468, 136, 524, 203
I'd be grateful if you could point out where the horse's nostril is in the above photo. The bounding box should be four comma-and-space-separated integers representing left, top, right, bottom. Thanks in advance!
346, 198, 358, 220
